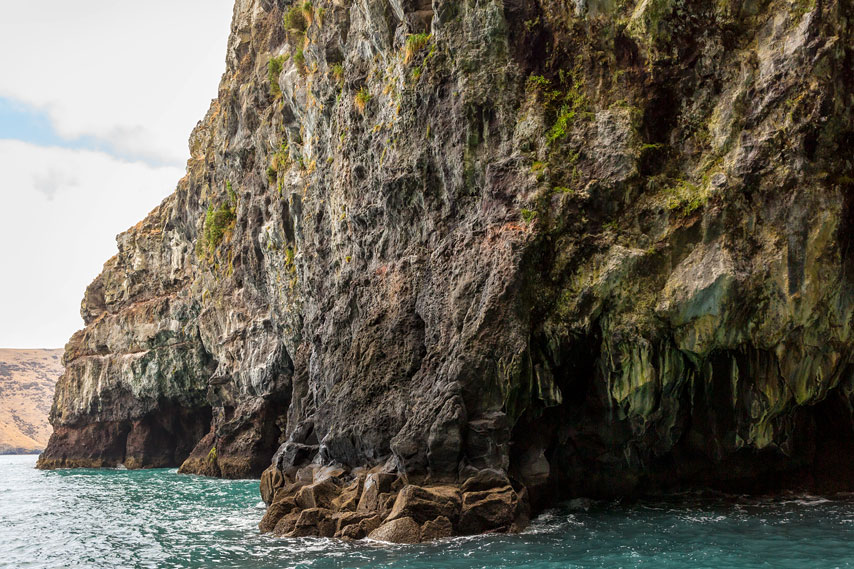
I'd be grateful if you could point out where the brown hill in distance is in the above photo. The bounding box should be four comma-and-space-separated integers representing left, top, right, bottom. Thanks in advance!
0, 349, 63, 454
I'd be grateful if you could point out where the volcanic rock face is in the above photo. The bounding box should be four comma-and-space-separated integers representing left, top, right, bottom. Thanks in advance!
40, 0, 854, 539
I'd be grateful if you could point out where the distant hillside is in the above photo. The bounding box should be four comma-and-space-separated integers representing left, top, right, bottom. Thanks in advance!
0, 349, 63, 454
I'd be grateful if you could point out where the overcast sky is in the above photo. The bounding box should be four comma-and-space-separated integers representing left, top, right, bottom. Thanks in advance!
0, 1, 234, 348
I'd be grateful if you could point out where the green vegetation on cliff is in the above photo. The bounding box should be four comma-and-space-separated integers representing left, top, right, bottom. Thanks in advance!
267, 55, 286, 98
202, 182, 237, 256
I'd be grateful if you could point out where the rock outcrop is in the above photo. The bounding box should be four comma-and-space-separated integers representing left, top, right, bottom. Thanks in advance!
257, 463, 525, 542
40, 0, 854, 540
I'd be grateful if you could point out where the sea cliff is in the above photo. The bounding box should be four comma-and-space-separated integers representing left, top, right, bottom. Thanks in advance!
40, 0, 854, 542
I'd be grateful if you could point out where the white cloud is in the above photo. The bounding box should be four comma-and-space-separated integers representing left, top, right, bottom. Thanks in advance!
0, 140, 184, 348
0, 0, 233, 165
32, 168, 78, 200
0, 2, 235, 347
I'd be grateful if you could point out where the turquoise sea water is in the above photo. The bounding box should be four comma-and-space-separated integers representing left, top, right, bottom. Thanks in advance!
2, 454, 854, 568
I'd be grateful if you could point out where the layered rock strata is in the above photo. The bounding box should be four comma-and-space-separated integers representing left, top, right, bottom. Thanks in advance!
41, 0, 854, 541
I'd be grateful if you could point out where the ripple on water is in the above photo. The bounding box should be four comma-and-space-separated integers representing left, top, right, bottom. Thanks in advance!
2, 455, 854, 568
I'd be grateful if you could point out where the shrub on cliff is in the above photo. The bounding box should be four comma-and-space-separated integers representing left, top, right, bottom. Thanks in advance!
203, 185, 237, 254
267, 55, 286, 98
283, 4, 307, 32
204, 203, 236, 252
331, 62, 344, 83
301, 1, 314, 25
404, 33, 430, 64
354, 87, 371, 114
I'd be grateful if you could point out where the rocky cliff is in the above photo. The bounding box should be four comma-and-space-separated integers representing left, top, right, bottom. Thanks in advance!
39, 0, 854, 542
0, 349, 63, 454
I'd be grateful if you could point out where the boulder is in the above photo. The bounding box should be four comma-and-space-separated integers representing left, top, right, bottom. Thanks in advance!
331, 475, 364, 512
356, 472, 398, 512
458, 486, 518, 535
420, 516, 454, 541
461, 469, 511, 493
386, 485, 461, 524
368, 517, 421, 544
289, 508, 336, 538
294, 478, 340, 510
258, 496, 298, 533
294, 465, 317, 485
518, 448, 550, 488
510, 486, 531, 533
313, 465, 347, 483
334, 512, 383, 539
377, 492, 398, 516
260, 466, 285, 505
272, 511, 300, 536
275, 442, 318, 471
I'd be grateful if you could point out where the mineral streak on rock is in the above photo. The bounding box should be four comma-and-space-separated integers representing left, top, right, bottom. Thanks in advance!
39, 0, 854, 540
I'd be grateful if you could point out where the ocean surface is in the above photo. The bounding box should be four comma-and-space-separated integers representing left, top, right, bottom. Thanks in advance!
2, 454, 854, 569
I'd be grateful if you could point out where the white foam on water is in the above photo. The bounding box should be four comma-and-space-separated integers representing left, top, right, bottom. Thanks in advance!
779, 495, 832, 507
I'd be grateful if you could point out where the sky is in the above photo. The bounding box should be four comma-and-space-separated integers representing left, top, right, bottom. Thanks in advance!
0, 1, 234, 348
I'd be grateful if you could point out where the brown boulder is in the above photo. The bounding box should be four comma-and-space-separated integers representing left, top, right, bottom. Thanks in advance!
294, 478, 340, 510
386, 485, 461, 524
289, 508, 337, 538
314, 465, 347, 483
518, 448, 550, 488
458, 486, 518, 535
334, 512, 383, 539
332, 475, 364, 512
378, 492, 398, 516
273, 479, 307, 500
420, 516, 454, 541
367, 517, 421, 544
356, 472, 398, 512
294, 465, 317, 485
260, 466, 286, 505
461, 469, 511, 493
258, 496, 298, 533
510, 487, 531, 533
272, 511, 300, 536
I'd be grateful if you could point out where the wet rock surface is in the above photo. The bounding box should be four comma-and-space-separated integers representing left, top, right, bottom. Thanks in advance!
40, 0, 854, 541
